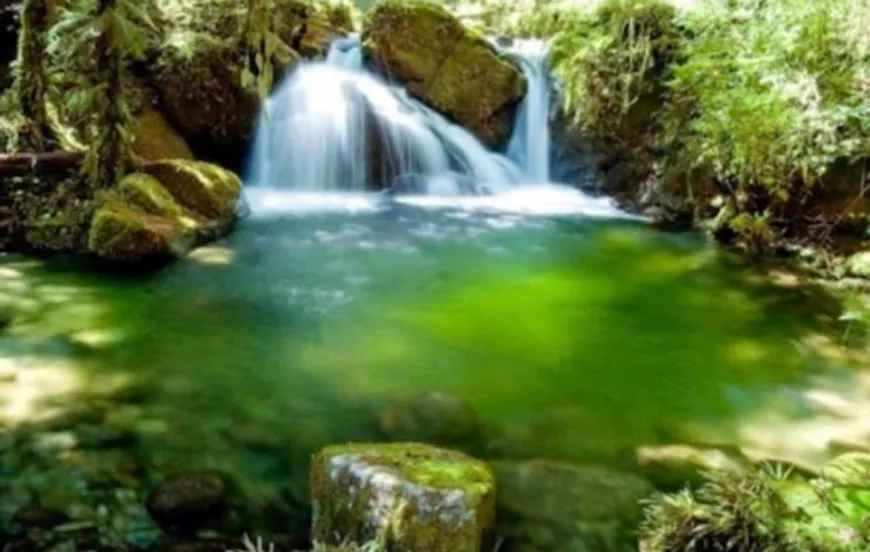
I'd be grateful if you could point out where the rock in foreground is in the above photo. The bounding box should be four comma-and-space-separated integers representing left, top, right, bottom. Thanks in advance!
362, 1, 525, 149
311, 442, 496, 552
87, 160, 241, 262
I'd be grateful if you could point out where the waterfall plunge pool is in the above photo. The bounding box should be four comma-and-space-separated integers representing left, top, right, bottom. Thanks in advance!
1, 192, 868, 530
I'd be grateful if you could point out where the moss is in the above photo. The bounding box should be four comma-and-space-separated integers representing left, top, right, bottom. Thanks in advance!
424, 34, 526, 146
363, 0, 525, 148
130, 106, 194, 163
117, 173, 185, 218
87, 199, 191, 261
311, 442, 496, 552
140, 159, 241, 222
363, 1, 465, 84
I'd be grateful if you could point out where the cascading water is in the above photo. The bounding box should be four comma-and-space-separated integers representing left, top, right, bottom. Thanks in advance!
245, 33, 627, 220
503, 39, 551, 182
246, 35, 522, 195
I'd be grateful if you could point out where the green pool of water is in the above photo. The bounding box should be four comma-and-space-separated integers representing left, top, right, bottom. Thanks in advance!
0, 195, 865, 516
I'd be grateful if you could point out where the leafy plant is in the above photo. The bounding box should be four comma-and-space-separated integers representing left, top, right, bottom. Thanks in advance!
47, 0, 157, 189
641, 461, 870, 551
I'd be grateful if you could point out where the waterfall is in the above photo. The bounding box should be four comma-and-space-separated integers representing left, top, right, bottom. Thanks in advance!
245, 35, 556, 195
502, 39, 552, 182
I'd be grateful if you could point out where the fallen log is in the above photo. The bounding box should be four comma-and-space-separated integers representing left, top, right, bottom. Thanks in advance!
0, 151, 82, 176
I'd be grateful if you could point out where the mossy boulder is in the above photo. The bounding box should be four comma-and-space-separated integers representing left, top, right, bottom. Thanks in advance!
130, 106, 194, 163
311, 442, 496, 552
140, 159, 241, 223
362, 1, 525, 148
87, 162, 241, 262
87, 199, 191, 262
493, 460, 653, 552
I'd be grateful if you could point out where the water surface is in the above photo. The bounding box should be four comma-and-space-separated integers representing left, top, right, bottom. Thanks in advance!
1, 188, 866, 512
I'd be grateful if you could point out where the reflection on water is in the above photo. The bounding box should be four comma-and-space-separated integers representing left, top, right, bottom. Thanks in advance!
0, 191, 865, 509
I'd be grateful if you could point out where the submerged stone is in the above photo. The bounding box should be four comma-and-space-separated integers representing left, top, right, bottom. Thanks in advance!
146, 470, 228, 532
362, 1, 525, 148
311, 442, 496, 552
493, 459, 653, 552
378, 391, 481, 450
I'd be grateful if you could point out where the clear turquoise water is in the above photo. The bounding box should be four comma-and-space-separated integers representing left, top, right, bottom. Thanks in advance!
0, 191, 862, 511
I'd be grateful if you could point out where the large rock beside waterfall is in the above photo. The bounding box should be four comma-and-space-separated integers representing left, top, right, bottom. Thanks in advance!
152, 35, 260, 158
362, 1, 525, 149
88, 161, 241, 261
311, 442, 496, 552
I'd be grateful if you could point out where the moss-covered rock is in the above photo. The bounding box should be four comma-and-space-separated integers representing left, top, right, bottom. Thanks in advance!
87, 199, 191, 262
130, 106, 194, 163
493, 459, 653, 552
117, 173, 186, 218
362, 1, 525, 148
87, 162, 241, 261
311, 442, 496, 552
140, 159, 241, 223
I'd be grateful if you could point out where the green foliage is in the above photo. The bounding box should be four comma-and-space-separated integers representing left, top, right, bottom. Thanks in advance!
662, 0, 870, 197
512, 0, 870, 251
241, 0, 279, 100
517, 0, 679, 144
641, 462, 870, 551
48, 0, 157, 189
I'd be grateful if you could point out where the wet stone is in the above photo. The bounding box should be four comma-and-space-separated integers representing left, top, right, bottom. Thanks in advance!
146, 470, 228, 533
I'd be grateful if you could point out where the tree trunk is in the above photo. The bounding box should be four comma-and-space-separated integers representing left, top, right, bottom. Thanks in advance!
0, 151, 80, 175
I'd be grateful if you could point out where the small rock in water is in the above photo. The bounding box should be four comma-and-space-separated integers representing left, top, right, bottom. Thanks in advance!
146, 470, 228, 532
378, 391, 480, 450
311, 442, 496, 552
492, 459, 653, 552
